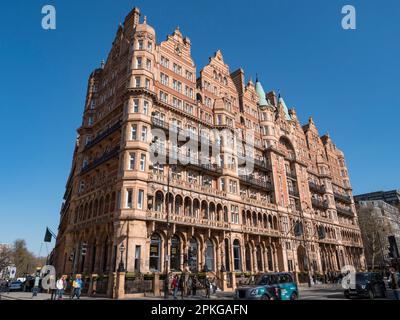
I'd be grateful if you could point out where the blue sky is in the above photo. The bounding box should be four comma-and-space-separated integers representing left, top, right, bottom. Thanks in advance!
0, 0, 399, 254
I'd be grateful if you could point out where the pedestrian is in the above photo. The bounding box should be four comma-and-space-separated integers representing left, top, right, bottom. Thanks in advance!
32, 274, 40, 298
389, 267, 400, 300
56, 276, 66, 300
171, 275, 179, 300
187, 276, 193, 297
192, 276, 197, 296
205, 277, 211, 298
50, 274, 57, 300
71, 274, 83, 300
179, 274, 185, 299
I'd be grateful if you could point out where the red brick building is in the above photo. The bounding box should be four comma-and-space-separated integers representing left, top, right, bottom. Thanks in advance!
54, 7, 365, 295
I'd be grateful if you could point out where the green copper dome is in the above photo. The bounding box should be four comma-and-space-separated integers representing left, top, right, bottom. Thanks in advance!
279, 96, 292, 120
255, 79, 269, 107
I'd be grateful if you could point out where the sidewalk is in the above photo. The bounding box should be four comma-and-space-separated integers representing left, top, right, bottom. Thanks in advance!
0, 292, 109, 301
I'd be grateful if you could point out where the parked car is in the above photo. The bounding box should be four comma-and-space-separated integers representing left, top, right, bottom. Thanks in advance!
9, 280, 23, 292
344, 272, 386, 299
235, 272, 298, 300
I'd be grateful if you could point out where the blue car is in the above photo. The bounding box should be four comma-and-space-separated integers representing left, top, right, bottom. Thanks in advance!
236, 272, 299, 300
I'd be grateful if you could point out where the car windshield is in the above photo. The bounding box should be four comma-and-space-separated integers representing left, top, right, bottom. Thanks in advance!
248, 275, 273, 286
356, 273, 369, 283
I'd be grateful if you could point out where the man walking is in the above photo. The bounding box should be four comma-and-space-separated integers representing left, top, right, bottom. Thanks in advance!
389, 267, 400, 300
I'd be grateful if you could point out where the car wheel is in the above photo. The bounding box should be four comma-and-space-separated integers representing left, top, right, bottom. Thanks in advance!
368, 290, 375, 300
290, 292, 298, 300
344, 292, 351, 299
261, 295, 271, 300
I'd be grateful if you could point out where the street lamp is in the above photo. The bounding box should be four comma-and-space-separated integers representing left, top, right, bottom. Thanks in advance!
118, 243, 126, 272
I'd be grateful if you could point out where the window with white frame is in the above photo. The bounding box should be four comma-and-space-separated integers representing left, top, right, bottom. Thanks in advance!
141, 126, 147, 142
133, 99, 139, 113
160, 56, 169, 68
140, 153, 146, 171
160, 73, 169, 86
145, 78, 150, 90
131, 124, 137, 140
143, 100, 149, 115
126, 189, 133, 208
137, 189, 144, 209
136, 57, 142, 69
129, 153, 136, 170
135, 76, 141, 88
229, 180, 237, 194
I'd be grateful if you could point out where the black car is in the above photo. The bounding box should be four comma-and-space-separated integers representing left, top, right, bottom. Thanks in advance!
344, 272, 386, 299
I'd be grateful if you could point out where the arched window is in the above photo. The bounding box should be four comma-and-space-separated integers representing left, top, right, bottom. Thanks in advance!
267, 247, 274, 271
170, 235, 180, 271
256, 246, 263, 271
188, 238, 198, 272
155, 191, 164, 212
149, 233, 161, 271
233, 240, 242, 271
245, 245, 252, 272
175, 196, 183, 215
205, 240, 214, 271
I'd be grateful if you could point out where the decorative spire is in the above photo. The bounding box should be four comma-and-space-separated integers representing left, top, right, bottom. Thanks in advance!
278, 95, 292, 120
101, 60, 105, 69
255, 77, 268, 108
143, 15, 147, 24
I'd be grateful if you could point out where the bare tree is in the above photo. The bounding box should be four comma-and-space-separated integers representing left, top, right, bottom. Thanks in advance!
0, 245, 12, 275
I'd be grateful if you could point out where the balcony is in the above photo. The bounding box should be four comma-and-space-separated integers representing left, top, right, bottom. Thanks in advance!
311, 198, 329, 210
254, 158, 272, 171
148, 174, 227, 198
152, 117, 169, 130
146, 210, 231, 230
84, 121, 122, 150
80, 146, 120, 174
239, 175, 274, 191
288, 189, 300, 198
309, 181, 326, 194
286, 171, 297, 180
334, 192, 352, 204
336, 206, 354, 217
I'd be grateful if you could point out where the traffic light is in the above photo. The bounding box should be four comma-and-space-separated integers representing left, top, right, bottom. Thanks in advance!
81, 242, 88, 256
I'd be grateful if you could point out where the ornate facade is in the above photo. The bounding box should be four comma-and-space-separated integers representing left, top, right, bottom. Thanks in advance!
54, 7, 365, 287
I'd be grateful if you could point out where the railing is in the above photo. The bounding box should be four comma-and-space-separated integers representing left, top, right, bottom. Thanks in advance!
311, 198, 329, 210
238, 175, 274, 191
84, 121, 122, 150
80, 146, 120, 174
288, 189, 300, 198
148, 174, 227, 198
333, 192, 352, 204
254, 158, 272, 170
241, 225, 281, 237
285, 171, 297, 180
152, 117, 169, 130
240, 196, 274, 209
309, 181, 326, 194
146, 210, 231, 230
336, 206, 354, 217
